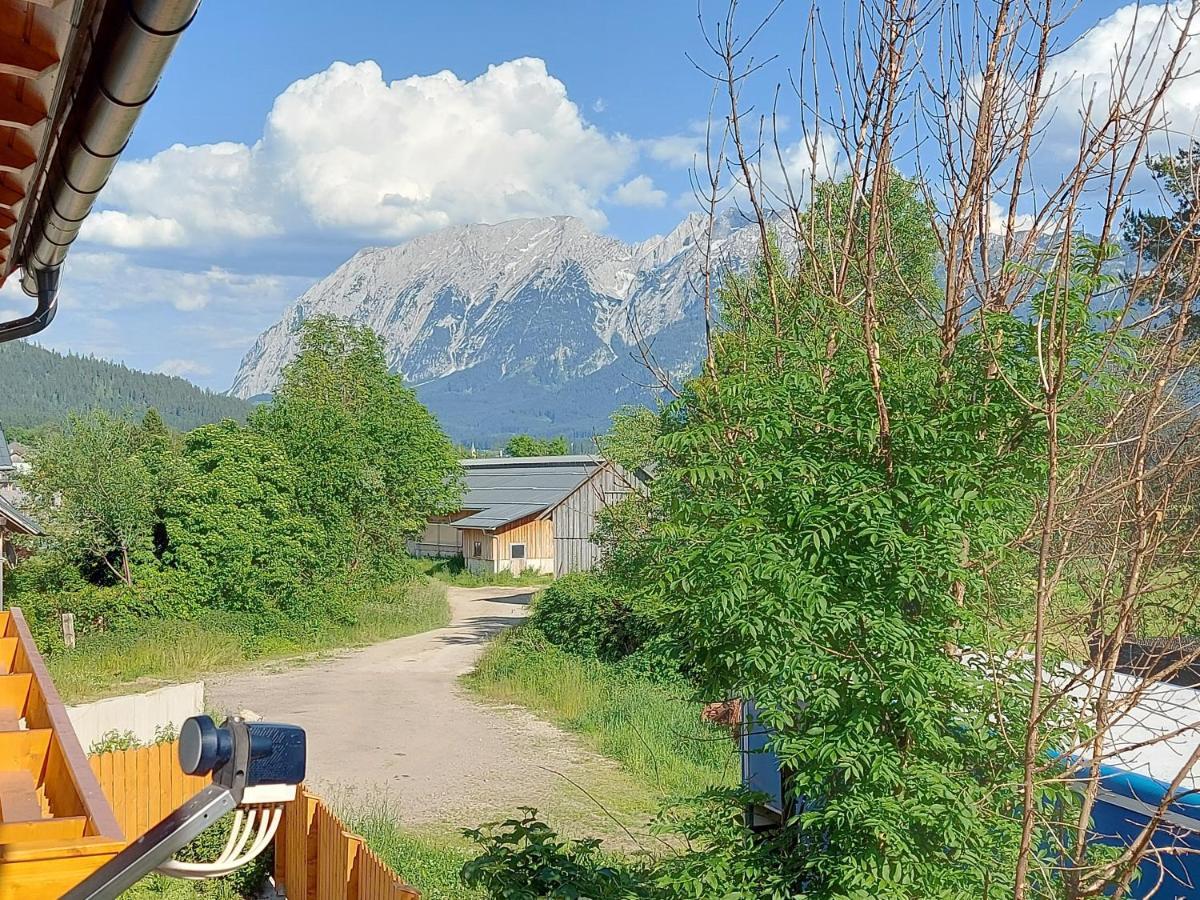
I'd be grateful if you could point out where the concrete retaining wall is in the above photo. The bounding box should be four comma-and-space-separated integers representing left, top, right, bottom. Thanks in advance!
67, 682, 204, 752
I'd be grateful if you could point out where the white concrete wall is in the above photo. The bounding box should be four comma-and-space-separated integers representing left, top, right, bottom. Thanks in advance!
67, 681, 204, 752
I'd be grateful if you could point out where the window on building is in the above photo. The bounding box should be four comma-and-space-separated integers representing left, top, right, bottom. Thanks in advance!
510, 543, 526, 559
473, 540, 482, 558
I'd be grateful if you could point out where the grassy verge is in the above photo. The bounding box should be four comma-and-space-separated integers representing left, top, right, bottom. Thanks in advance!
340, 802, 484, 900
416, 555, 552, 589
46, 578, 450, 704
465, 628, 736, 800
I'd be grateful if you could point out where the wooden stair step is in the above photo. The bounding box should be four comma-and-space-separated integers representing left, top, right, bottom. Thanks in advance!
0, 729, 50, 784
0, 770, 41, 823
0, 673, 30, 716
0, 814, 84, 844
0, 636, 16, 673
0, 706, 18, 732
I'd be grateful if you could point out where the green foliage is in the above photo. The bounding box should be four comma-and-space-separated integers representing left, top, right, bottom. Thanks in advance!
88, 723, 179, 754
339, 803, 485, 900
463, 809, 651, 900
650, 791, 809, 899
528, 573, 651, 663
418, 555, 551, 588
1124, 142, 1200, 307
163, 420, 329, 615
639, 217, 1029, 895
462, 797, 805, 900
175, 810, 272, 897
14, 317, 461, 685
253, 316, 463, 578
574, 177, 1127, 897
23, 410, 157, 586
0, 338, 249, 432
87, 729, 141, 754
504, 434, 571, 457
596, 406, 659, 474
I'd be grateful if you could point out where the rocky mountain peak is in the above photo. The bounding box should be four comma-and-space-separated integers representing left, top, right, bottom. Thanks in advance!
230, 213, 755, 443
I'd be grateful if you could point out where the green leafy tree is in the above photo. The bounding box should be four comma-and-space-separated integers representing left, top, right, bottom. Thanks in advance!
253, 317, 462, 578
504, 434, 571, 457
628, 178, 1118, 897
162, 420, 328, 615
1124, 142, 1200, 312
141, 408, 169, 439
25, 411, 155, 586
596, 405, 659, 472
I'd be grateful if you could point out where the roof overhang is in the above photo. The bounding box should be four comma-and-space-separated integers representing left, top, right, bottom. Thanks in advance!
0, 0, 199, 343
0, 495, 39, 534
451, 503, 549, 532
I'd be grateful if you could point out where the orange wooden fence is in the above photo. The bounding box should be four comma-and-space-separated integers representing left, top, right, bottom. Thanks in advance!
89, 739, 421, 899
88, 739, 209, 840
275, 787, 421, 900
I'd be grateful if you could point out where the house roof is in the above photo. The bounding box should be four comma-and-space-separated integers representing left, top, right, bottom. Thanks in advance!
454, 456, 603, 531
0, 496, 40, 536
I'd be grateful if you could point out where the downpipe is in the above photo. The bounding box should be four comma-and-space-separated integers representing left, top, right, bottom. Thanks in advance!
0, 267, 60, 343
0, 0, 200, 344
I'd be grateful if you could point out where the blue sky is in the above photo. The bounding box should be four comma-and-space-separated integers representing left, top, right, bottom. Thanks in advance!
0, 0, 1164, 391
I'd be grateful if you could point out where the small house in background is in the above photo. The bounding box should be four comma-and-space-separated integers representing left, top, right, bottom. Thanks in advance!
0, 425, 40, 607
410, 455, 644, 577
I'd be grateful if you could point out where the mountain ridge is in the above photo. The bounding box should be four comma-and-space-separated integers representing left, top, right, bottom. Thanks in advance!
231, 213, 756, 444
0, 339, 251, 432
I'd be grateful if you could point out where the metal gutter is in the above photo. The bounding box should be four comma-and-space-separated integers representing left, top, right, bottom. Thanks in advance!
0, 0, 200, 344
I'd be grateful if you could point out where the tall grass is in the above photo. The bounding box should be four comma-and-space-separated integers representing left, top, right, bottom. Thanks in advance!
47, 578, 450, 703
339, 801, 483, 900
417, 555, 553, 588
465, 629, 737, 799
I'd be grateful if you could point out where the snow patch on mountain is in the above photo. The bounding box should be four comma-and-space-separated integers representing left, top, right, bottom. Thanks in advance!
230, 213, 757, 442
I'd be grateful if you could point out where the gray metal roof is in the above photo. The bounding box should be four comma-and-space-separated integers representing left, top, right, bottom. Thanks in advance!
0, 425, 11, 471
454, 456, 602, 531
0, 496, 40, 535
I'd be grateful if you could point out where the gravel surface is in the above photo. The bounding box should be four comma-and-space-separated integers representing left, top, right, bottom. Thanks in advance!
207, 585, 647, 837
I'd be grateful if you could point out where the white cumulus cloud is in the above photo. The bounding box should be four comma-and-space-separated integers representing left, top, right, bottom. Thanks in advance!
611, 175, 667, 208
89, 58, 636, 250
1039, 3, 1200, 153
644, 133, 705, 168
22, 252, 311, 315
155, 358, 213, 378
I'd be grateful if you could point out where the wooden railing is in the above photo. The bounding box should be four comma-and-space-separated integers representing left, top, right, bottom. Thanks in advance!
0, 607, 124, 900
89, 738, 421, 899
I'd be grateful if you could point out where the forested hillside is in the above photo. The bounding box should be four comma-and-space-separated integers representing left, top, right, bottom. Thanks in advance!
0, 340, 250, 431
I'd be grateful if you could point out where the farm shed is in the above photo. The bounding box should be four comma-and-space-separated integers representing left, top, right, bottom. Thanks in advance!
409, 455, 644, 577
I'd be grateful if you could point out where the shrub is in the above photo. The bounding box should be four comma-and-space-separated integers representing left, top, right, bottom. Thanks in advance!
88, 730, 141, 754
530, 573, 651, 662
462, 796, 806, 899
462, 809, 652, 899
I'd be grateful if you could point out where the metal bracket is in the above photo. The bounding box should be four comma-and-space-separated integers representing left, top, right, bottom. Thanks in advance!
62, 783, 238, 900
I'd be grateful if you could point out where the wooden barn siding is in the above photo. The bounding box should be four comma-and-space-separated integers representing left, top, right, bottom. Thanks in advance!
460, 527, 495, 562
496, 517, 554, 559
552, 465, 633, 576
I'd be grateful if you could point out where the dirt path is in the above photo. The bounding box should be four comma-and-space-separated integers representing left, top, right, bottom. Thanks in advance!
207, 585, 650, 838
